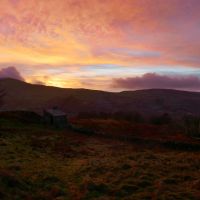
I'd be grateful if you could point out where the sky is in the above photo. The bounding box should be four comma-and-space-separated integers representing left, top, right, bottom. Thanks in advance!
0, 0, 200, 91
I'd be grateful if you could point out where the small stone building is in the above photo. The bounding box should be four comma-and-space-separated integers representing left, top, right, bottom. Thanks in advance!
43, 107, 67, 128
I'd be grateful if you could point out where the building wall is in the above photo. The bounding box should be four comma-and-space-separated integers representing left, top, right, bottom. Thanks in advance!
44, 113, 67, 128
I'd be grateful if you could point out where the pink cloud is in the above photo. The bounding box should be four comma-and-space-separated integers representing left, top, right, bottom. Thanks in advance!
1, 0, 200, 90
113, 73, 200, 91
9, 0, 20, 5
0, 66, 25, 81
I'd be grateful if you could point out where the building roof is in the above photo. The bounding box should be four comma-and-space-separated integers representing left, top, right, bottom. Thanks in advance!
44, 108, 66, 117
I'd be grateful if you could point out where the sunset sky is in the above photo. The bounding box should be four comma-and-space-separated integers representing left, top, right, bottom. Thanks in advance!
0, 0, 200, 91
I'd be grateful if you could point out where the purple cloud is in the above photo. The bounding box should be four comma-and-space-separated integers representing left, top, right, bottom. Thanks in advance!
0, 66, 24, 81
113, 73, 200, 91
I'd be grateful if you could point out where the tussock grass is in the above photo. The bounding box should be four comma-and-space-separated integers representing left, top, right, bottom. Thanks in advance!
0, 118, 199, 199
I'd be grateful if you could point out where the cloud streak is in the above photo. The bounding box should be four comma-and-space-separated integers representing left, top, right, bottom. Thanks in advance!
113, 73, 200, 91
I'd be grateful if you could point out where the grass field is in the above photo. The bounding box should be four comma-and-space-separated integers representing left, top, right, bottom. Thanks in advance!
0, 117, 200, 200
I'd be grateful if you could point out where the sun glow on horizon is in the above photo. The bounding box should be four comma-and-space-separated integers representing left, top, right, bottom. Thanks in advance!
0, 0, 200, 91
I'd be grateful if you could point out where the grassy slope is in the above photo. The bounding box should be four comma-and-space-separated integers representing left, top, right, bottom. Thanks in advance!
0, 78, 111, 113
0, 118, 200, 200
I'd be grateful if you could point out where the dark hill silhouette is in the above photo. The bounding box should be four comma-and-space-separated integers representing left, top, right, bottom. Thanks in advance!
0, 78, 200, 117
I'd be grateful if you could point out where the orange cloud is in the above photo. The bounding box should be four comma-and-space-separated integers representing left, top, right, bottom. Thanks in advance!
0, 0, 200, 90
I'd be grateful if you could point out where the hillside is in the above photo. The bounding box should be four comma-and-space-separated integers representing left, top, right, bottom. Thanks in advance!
0, 78, 200, 117
0, 115, 199, 200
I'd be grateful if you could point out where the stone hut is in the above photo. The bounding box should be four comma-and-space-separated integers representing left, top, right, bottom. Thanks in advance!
43, 107, 67, 128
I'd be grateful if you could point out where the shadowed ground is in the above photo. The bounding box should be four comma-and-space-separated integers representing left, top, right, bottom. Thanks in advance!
0, 116, 199, 200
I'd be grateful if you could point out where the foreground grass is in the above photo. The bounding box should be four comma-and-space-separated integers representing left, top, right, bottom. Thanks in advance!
0, 118, 199, 200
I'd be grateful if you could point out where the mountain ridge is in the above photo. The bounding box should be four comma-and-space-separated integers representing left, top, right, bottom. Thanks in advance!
0, 78, 200, 117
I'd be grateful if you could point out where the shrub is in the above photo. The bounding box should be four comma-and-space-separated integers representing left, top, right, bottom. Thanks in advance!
150, 113, 172, 125
121, 163, 132, 170
86, 182, 109, 198
183, 115, 200, 138
117, 184, 138, 196
77, 111, 145, 123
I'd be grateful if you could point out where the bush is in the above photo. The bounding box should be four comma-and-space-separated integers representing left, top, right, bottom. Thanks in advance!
86, 182, 109, 198
77, 111, 145, 123
183, 115, 200, 138
150, 113, 172, 125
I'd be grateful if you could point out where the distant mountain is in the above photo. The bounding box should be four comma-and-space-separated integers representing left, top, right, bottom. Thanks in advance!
0, 78, 200, 117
